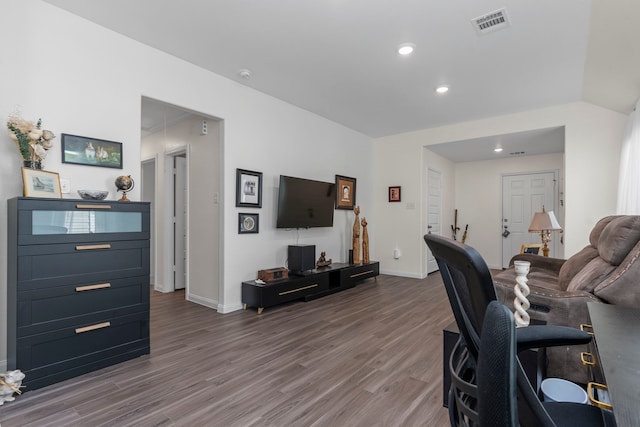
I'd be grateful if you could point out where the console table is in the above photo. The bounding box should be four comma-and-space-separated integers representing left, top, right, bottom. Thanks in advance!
242, 261, 379, 314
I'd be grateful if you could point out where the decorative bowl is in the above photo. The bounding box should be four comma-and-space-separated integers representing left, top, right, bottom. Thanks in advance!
78, 190, 109, 200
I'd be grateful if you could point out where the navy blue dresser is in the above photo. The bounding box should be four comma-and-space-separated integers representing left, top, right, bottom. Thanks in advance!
7, 197, 150, 391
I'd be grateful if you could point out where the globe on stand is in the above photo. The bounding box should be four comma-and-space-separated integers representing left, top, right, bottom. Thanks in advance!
115, 175, 135, 202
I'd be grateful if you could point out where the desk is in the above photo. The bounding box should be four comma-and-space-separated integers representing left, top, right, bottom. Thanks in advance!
588, 302, 640, 427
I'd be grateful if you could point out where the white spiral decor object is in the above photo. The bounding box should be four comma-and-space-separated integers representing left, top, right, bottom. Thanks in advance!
513, 260, 531, 327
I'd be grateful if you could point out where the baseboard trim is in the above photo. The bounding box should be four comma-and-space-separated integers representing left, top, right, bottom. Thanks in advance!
379, 269, 425, 279
217, 302, 244, 314
186, 293, 219, 311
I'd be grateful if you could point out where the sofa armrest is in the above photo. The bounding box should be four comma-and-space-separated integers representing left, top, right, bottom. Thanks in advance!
509, 253, 565, 274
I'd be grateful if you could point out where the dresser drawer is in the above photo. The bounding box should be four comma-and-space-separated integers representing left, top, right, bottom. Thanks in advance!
339, 262, 379, 286
15, 312, 149, 382
17, 276, 149, 334
17, 240, 149, 289
13, 198, 150, 245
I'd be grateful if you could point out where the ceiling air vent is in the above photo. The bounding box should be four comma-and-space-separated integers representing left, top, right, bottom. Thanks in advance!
472, 8, 511, 35
509, 151, 525, 156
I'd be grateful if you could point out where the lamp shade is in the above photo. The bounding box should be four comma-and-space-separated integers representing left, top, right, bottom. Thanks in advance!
528, 207, 562, 232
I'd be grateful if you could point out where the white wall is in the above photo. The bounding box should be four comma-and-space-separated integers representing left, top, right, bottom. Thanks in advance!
0, 0, 373, 367
373, 102, 626, 277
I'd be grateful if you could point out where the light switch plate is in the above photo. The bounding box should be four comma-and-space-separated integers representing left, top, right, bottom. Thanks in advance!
60, 179, 70, 194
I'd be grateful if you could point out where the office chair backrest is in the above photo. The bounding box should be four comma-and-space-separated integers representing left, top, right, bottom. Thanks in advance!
477, 301, 519, 426
424, 234, 497, 360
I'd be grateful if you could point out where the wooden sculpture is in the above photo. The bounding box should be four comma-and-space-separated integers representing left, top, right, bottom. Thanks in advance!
352, 206, 361, 264
361, 217, 369, 264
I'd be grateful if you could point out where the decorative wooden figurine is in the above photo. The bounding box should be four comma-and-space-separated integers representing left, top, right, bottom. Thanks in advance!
352, 206, 361, 264
361, 217, 369, 264
316, 251, 332, 268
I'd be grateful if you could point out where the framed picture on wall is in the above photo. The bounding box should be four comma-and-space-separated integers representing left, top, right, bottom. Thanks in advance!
389, 186, 401, 202
61, 134, 123, 169
238, 213, 259, 234
236, 169, 263, 208
335, 175, 356, 210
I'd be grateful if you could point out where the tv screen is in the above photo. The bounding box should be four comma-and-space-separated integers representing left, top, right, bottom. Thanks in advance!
276, 175, 336, 228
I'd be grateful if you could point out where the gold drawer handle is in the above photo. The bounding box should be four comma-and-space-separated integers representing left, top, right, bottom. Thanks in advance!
278, 284, 318, 296
75, 244, 111, 251
580, 352, 596, 366
587, 382, 613, 410
75, 322, 111, 334
76, 204, 112, 210
76, 283, 111, 292
351, 270, 374, 278
580, 323, 594, 336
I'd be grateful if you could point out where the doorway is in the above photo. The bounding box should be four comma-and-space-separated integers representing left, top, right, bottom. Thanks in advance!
172, 152, 187, 290
426, 168, 442, 274
501, 171, 558, 267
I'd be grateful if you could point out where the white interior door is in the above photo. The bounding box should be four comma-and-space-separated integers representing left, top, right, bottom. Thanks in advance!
173, 156, 187, 290
426, 168, 442, 274
502, 172, 557, 267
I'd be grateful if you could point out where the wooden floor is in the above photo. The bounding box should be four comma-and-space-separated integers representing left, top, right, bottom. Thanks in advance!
0, 274, 453, 427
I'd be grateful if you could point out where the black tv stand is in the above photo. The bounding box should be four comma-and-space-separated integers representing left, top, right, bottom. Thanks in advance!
242, 262, 379, 314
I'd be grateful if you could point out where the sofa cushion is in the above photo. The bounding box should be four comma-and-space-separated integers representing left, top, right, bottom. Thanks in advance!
589, 216, 620, 247
598, 216, 640, 265
558, 246, 599, 291
566, 257, 615, 293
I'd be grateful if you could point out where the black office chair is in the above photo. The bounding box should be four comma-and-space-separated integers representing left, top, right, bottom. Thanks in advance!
423, 234, 594, 426
468, 301, 606, 426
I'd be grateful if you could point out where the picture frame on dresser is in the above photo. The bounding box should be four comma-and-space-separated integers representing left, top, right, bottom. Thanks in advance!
22, 168, 62, 198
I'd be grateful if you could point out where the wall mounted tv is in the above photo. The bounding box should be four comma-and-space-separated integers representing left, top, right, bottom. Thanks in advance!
276, 175, 336, 229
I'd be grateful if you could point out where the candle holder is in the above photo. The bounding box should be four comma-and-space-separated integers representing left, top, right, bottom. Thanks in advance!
513, 260, 531, 327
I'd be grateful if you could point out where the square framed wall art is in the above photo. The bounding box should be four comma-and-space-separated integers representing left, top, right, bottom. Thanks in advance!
236, 169, 263, 208
238, 213, 259, 234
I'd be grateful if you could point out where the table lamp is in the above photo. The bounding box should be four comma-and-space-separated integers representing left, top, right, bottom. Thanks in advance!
528, 206, 562, 257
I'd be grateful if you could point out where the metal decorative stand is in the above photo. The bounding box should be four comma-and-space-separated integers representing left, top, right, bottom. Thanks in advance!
513, 260, 531, 327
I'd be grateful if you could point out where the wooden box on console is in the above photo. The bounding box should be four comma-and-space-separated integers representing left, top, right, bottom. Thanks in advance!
258, 267, 288, 283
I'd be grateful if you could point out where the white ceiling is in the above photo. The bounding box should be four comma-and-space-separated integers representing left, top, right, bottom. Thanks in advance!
45, 0, 640, 159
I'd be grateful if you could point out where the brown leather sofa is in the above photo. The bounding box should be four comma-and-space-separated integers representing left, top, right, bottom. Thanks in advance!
493, 215, 640, 384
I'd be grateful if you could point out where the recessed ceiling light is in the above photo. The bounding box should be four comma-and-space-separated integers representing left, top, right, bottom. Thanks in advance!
494, 147, 503, 152
397, 43, 415, 55
435, 85, 449, 94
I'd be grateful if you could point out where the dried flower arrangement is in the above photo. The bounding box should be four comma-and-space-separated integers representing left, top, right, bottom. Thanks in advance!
6, 113, 55, 165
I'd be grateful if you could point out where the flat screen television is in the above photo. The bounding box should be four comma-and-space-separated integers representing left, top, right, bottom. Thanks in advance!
276, 175, 336, 228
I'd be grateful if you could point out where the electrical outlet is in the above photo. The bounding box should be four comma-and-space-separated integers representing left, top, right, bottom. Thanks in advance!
60, 179, 71, 194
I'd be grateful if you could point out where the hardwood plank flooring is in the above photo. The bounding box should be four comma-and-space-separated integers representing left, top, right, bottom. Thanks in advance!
0, 274, 452, 426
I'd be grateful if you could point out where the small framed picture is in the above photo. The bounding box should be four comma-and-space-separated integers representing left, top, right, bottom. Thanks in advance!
236, 169, 263, 208
61, 133, 123, 169
520, 243, 543, 255
239, 213, 259, 234
335, 175, 356, 210
389, 186, 401, 202
22, 168, 62, 198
